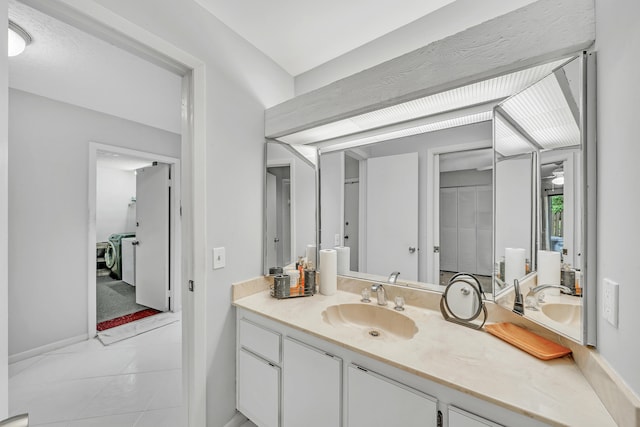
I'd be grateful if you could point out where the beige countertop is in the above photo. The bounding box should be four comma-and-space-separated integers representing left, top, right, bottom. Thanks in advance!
233, 282, 616, 427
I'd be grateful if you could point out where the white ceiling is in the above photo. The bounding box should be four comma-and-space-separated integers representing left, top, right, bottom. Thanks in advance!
96, 151, 153, 171
193, 0, 457, 75
8, 0, 182, 134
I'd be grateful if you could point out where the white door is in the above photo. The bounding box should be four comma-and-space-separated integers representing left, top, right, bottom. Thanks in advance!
283, 338, 341, 427
440, 187, 458, 272
365, 153, 419, 280
348, 365, 437, 427
135, 163, 170, 311
266, 172, 278, 268
238, 348, 280, 427
457, 187, 478, 273
476, 185, 493, 276
344, 181, 359, 271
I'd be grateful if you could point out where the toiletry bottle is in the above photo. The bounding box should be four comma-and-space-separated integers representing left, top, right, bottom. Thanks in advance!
298, 257, 305, 295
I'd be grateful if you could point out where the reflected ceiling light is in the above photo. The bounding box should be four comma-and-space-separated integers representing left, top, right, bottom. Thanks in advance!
551, 170, 564, 186
499, 67, 581, 150
277, 57, 569, 147
8, 20, 32, 57
321, 108, 493, 153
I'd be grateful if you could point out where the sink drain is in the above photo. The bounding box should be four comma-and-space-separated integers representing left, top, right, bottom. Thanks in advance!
369, 330, 380, 337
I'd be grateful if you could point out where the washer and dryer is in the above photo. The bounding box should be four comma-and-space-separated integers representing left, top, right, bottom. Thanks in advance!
104, 232, 136, 281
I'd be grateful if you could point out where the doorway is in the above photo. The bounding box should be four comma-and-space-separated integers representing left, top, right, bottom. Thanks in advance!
95, 151, 179, 332
90, 144, 181, 336
429, 146, 493, 291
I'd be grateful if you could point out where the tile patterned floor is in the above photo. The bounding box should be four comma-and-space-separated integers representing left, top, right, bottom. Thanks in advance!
9, 319, 182, 426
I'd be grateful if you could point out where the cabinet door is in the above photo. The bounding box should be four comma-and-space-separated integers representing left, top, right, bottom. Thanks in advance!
449, 406, 503, 427
238, 348, 280, 427
283, 338, 342, 427
348, 365, 437, 427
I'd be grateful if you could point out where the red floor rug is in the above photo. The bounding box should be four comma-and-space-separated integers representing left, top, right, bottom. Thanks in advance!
97, 308, 161, 331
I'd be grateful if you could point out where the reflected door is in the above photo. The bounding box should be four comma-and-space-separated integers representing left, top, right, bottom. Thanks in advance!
365, 152, 418, 280
266, 172, 278, 268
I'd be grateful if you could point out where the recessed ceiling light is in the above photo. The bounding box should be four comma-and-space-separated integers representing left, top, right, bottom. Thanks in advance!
8, 20, 32, 57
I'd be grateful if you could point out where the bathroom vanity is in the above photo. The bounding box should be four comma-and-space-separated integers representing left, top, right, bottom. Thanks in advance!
233, 278, 615, 427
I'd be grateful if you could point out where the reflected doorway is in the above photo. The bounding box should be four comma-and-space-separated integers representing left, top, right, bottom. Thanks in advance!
266, 165, 292, 267
438, 149, 493, 292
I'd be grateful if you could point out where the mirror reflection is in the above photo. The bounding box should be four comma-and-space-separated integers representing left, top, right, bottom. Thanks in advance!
319, 123, 493, 292
264, 142, 317, 273
493, 56, 585, 342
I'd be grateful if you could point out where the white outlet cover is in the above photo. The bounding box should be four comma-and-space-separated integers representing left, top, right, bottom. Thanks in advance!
213, 247, 226, 270
603, 278, 619, 327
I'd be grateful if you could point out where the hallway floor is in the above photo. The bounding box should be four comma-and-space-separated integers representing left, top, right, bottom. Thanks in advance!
96, 276, 150, 324
8, 319, 182, 426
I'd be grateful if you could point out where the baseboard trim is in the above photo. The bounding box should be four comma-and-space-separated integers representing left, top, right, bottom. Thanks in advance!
8, 333, 89, 364
224, 411, 248, 427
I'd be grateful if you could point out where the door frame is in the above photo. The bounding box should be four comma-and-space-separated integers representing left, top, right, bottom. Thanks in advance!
25, 2, 209, 425
89, 143, 181, 331
426, 139, 493, 285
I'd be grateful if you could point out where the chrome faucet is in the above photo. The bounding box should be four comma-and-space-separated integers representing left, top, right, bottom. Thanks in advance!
371, 283, 387, 306
527, 284, 572, 300
512, 279, 524, 315
388, 271, 400, 285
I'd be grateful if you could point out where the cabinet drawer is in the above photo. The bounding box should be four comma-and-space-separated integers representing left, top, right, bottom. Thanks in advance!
239, 318, 281, 364
449, 406, 503, 427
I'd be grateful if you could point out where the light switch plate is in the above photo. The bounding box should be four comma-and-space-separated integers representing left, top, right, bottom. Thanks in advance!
213, 247, 226, 270
334, 234, 341, 246
603, 278, 619, 327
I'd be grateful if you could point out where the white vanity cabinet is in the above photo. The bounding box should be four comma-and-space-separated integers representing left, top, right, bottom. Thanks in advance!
348, 364, 438, 427
282, 338, 342, 427
448, 406, 502, 427
236, 308, 549, 427
237, 319, 282, 427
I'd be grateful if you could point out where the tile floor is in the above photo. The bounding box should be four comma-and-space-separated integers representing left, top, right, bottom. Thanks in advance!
9, 318, 182, 426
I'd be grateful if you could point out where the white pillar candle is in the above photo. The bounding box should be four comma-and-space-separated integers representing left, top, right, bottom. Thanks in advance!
505, 248, 526, 288
538, 250, 562, 295
319, 249, 337, 296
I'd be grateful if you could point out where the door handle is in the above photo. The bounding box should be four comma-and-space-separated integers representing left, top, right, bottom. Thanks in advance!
344, 235, 349, 239
274, 238, 280, 243
131, 240, 140, 246
408, 246, 416, 253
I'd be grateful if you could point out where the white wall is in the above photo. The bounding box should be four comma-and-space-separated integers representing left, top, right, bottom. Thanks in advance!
295, 0, 537, 94
0, 0, 8, 417
595, 0, 640, 396
8, 89, 180, 356
96, 166, 137, 242
80, 1, 294, 425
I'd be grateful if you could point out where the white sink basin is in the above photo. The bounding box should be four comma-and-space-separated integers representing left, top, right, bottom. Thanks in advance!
321, 303, 418, 341
541, 303, 581, 326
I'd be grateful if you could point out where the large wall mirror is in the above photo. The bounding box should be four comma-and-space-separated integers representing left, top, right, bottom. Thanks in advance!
265, 53, 595, 344
493, 54, 595, 344
264, 141, 318, 273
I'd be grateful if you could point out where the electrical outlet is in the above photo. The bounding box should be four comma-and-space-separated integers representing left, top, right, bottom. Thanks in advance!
334, 234, 341, 246
603, 278, 619, 327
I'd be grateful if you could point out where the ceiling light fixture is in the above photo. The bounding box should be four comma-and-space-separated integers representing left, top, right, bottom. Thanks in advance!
8, 20, 32, 57
551, 170, 565, 186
